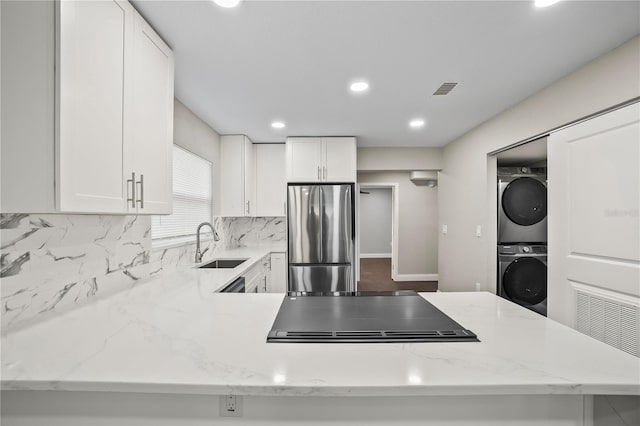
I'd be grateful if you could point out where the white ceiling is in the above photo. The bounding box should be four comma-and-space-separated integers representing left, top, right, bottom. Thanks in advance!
131, 0, 640, 147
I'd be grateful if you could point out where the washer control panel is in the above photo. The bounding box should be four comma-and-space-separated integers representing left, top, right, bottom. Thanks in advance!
498, 245, 547, 255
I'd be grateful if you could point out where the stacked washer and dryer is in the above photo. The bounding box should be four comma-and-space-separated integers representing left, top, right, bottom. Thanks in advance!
497, 167, 548, 316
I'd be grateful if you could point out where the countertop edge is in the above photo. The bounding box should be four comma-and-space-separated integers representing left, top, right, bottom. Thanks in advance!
2, 381, 639, 397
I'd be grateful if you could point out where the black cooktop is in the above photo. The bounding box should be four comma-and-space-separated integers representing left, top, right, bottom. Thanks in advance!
267, 291, 479, 343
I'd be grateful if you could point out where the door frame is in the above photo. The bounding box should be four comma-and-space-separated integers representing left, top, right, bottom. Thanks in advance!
357, 182, 400, 281
485, 155, 498, 294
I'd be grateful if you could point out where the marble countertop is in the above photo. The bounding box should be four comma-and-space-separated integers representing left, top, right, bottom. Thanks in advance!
190, 243, 285, 292
2, 278, 639, 396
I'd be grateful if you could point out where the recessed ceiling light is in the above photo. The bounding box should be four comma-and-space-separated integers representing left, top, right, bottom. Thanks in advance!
534, 0, 560, 7
271, 121, 285, 129
213, 0, 241, 8
349, 81, 369, 93
409, 119, 425, 129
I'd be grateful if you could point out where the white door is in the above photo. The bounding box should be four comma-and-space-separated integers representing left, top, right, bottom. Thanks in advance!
548, 103, 640, 328
286, 138, 322, 182
323, 137, 357, 182
256, 144, 286, 216
126, 11, 174, 214
269, 253, 287, 293
57, 0, 132, 213
243, 137, 256, 216
220, 135, 245, 216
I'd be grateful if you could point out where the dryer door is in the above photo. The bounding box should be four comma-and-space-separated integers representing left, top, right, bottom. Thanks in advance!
503, 257, 547, 305
501, 177, 547, 226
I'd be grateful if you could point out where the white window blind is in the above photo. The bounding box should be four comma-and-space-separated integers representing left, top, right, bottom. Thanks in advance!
152, 145, 212, 243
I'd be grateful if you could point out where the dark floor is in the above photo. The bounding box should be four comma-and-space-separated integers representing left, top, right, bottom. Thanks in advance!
358, 258, 438, 292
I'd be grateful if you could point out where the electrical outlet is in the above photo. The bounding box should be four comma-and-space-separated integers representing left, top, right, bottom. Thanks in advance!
475, 225, 482, 237
220, 395, 243, 417
475, 282, 481, 291
442, 225, 448, 235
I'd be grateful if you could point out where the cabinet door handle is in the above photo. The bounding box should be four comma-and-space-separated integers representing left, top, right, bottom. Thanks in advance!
323, 166, 326, 181
136, 174, 144, 208
317, 166, 321, 180
127, 172, 136, 208
246, 200, 250, 215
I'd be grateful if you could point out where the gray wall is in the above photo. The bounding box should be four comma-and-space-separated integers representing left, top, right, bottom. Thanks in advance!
173, 98, 221, 215
357, 147, 442, 171
359, 188, 392, 256
358, 172, 438, 276
438, 35, 640, 293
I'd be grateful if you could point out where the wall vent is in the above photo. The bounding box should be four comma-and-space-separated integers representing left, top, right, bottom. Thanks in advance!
433, 82, 458, 96
574, 283, 640, 357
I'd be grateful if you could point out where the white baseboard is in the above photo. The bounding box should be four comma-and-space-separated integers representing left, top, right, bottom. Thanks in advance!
395, 274, 438, 282
359, 253, 392, 259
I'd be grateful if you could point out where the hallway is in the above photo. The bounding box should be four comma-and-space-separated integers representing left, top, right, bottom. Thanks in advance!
358, 258, 438, 292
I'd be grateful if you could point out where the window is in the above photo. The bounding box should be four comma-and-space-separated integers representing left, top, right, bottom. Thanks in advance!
152, 145, 212, 246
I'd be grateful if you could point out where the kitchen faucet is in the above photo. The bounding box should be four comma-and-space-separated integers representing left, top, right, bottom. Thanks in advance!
195, 222, 220, 263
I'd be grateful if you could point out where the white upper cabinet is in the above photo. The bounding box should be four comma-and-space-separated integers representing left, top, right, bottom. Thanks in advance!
286, 137, 356, 182
244, 137, 256, 216
255, 144, 286, 216
0, 0, 174, 214
125, 11, 175, 214
220, 135, 255, 217
57, 0, 131, 213
286, 137, 323, 182
323, 137, 357, 182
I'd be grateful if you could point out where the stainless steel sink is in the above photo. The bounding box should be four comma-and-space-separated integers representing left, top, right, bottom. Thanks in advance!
199, 259, 248, 269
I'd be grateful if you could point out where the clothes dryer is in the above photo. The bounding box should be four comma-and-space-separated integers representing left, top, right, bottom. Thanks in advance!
498, 167, 547, 244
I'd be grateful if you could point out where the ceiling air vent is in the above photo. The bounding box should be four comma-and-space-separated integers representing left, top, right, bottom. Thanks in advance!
433, 82, 458, 96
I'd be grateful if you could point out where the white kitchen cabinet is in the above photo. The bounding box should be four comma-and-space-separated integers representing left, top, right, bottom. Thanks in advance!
255, 144, 286, 216
244, 138, 256, 216
220, 135, 256, 217
323, 137, 357, 182
286, 137, 356, 183
286, 137, 323, 182
242, 254, 284, 293
0, 0, 174, 214
269, 252, 287, 293
244, 255, 270, 293
57, 0, 132, 213
256, 256, 271, 293
125, 12, 174, 214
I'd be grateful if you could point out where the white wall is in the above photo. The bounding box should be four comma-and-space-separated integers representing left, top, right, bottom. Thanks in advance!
357, 148, 442, 171
358, 172, 438, 277
359, 188, 392, 256
173, 98, 221, 215
438, 35, 640, 293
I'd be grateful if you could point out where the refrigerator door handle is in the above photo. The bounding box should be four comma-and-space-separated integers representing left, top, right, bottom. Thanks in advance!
351, 184, 356, 241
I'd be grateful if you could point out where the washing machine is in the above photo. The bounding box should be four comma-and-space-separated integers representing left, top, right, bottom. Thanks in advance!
498, 167, 547, 244
498, 244, 547, 316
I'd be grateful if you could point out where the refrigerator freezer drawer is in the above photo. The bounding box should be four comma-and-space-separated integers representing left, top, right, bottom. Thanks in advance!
289, 265, 354, 293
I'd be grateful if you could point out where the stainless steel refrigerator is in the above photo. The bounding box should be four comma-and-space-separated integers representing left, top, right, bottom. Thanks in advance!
287, 184, 355, 292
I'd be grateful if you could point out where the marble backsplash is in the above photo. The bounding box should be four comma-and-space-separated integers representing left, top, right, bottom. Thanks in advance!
0, 214, 285, 334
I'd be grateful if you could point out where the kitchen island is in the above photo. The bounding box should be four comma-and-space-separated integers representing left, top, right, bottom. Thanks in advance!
1, 268, 638, 425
